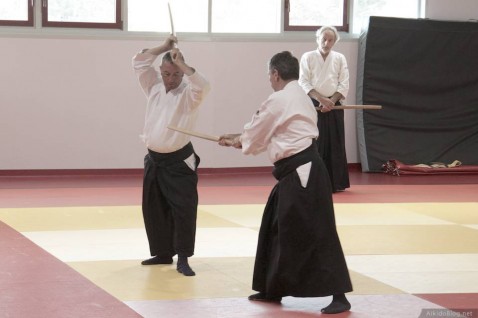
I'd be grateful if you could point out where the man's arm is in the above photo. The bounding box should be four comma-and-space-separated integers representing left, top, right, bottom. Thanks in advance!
218, 134, 242, 149
169, 48, 195, 76
308, 89, 328, 106
143, 35, 177, 56
336, 54, 350, 101
330, 92, 344, 104
311, 90, 344, 112
299, 53, 335, 112
142, 35, 194, 76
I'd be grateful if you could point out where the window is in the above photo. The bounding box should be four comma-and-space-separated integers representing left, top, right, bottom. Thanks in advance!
0, 0, 423, 35
42, 0, 122, 29
211, 0, 281, 33
0, 0, 33, 27
128, 0, 208, 33
285, 0, 349, 32
128, 0, 281, 34
352, 0, 422, 34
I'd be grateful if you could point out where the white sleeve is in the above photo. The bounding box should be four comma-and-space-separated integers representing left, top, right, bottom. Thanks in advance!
298, 53, 314, 94
336, 54, 349, 99
240, 97, 280, 156
132, 52, 160, 96
185, 71, 211, 109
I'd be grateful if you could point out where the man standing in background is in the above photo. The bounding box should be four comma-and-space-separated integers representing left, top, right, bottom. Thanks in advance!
299, 26, 350, 193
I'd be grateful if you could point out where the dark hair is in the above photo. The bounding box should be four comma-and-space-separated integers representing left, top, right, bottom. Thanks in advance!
162, 52, 173, 64
161, 51, 186, 64
268, 51, 299, 81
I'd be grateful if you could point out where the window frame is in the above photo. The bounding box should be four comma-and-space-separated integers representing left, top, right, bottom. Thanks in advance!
283, 0, 349, 32
41, 0, 123, 29
0, 0, 424, 35
0, 0, 34, 27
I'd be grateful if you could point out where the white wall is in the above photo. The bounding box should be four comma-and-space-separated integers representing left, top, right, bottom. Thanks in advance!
0, 0, 475, 170
425, 0, 478, 21
0, 37, 357, 169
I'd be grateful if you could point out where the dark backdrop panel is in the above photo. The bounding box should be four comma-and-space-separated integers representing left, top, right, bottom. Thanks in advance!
359, 16, 478, 172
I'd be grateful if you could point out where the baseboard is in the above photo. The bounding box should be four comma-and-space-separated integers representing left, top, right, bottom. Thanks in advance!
0, 169, 144, 177
0, 163, 362, 177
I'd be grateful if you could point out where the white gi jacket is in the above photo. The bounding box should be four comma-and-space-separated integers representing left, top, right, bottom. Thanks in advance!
298, 50, 349, 99
240, 81, 318, 164
132, 52, 210, 153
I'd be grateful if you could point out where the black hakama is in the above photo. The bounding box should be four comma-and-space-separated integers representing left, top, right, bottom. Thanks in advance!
312, 99, 350, 192
142, 142, 199, 258
252, 143, 352, 297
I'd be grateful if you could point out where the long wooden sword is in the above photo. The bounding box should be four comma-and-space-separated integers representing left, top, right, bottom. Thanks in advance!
168, 125, 220, 142
334, 105, 382, 110
316, 105, 382, 110
168, 2, 176, 36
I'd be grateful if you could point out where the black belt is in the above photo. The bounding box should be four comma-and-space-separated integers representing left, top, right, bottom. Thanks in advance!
272, 143, 318, 180
147, 142, 194, 166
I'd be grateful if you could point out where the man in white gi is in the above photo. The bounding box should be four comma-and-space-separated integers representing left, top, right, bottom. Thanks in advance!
132, 35, 210, 276
299, 26, 350, 193
219, 51, 352, 314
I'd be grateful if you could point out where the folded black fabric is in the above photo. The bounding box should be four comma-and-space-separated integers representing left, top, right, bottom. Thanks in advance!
382, 160, 478, 176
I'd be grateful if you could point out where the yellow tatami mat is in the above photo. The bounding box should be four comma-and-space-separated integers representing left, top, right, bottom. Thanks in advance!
1, 202, 477, 302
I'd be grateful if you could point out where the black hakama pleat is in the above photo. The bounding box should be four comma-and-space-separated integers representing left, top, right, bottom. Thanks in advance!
142, 143, 199, 258
252, 143, 353, 297
312, 99, 350, 192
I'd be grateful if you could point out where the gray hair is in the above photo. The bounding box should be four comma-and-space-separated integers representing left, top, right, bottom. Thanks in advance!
316, 26, 340, 43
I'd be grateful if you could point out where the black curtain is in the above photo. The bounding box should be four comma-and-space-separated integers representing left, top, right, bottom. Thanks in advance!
357, 17, 478, 172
